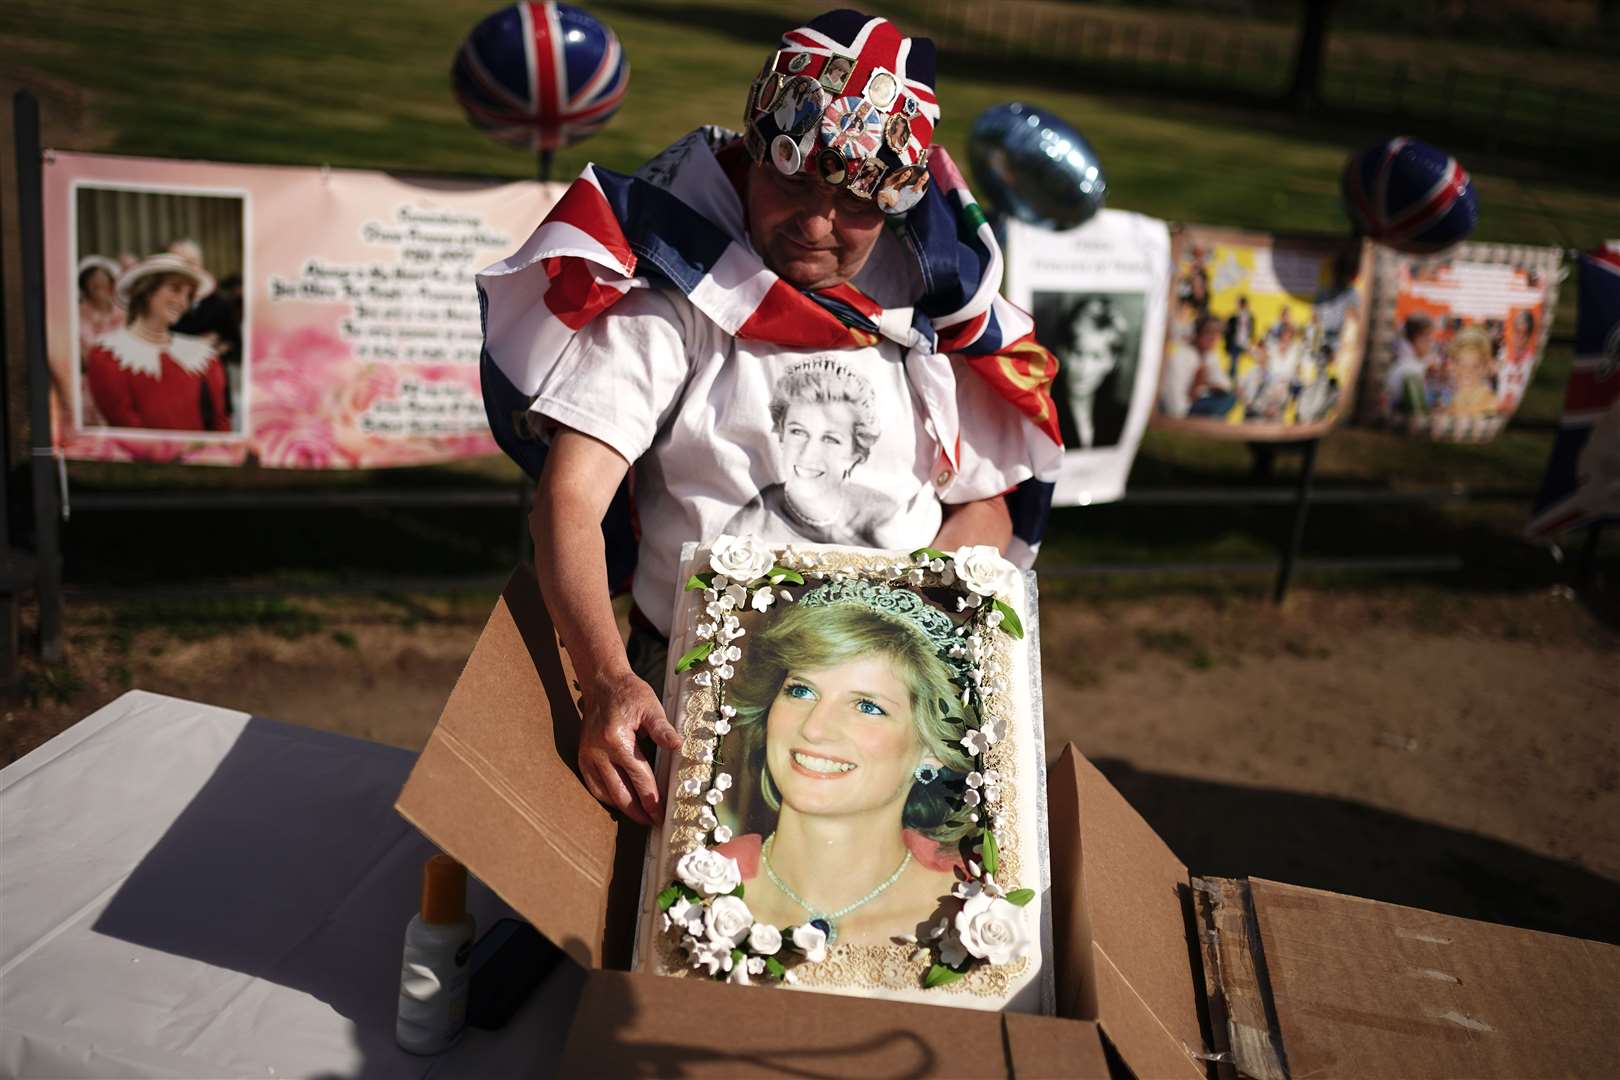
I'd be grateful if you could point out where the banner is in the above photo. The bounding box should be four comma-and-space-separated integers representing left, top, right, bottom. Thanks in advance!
1002, 210, 1171, 505
1526, 245, 1620, 541
43, 152, 561, 467
1152, 226, 1371, 441
1358, 242, 1563, 442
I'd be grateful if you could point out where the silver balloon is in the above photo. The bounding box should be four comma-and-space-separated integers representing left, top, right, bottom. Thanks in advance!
968, 102, 1107, 230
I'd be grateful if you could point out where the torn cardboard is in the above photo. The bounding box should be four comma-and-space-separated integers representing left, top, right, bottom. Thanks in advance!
397, 566, 1620, 1079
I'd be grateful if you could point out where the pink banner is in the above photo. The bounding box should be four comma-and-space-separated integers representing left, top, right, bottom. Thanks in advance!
43, 151, 561, 467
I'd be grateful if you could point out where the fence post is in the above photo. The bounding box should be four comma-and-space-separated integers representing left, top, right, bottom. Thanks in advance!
13, 91, 65, 662
1273, 439, 1319, 605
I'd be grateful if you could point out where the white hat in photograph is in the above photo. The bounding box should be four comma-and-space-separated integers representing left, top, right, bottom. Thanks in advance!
76, 254, 121, 282
114, 253, 216, 308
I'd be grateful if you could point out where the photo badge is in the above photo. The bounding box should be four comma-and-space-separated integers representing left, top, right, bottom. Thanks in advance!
821, 95, 883, 157
884, 113, 911, 154
818, 147, 849, 185
875, 164, 929, 214
771, 133, 804, 175
864, 69, 898, 110
786, 51, 811, 73
772, 75, 824, 137
846, 157, 886, 200
820, 53, 855, 93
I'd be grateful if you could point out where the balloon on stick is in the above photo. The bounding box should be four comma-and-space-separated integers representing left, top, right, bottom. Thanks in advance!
452, 1, 630, 180
1340, 137, 1478, 255
968, 102, 1107, 230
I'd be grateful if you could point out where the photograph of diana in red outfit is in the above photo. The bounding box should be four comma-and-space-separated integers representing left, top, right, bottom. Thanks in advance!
85, 253, 231, 433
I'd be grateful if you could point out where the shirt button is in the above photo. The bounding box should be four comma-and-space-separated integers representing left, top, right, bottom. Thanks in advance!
935, 469, 953, 487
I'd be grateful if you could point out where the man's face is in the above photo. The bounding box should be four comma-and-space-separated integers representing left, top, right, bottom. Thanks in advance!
746, 163, 886, 291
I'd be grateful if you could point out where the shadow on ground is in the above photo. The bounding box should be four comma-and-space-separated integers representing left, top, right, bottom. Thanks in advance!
1092, 757, 1620, 947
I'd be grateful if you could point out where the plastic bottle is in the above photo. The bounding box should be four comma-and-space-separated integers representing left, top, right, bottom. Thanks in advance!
396, 854, 476, 1055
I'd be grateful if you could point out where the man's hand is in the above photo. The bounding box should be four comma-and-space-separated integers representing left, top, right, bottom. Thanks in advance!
933, 493, 1013, 553
576, 667, 684, 826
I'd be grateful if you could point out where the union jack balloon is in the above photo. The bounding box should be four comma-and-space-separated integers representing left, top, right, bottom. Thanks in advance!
1341, 137, 1478, 255
452, 2, 629, 153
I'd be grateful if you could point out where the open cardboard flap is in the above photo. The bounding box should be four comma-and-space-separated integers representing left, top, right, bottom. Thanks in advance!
395, 564, 645, 971
1196, 876, 1620, 1080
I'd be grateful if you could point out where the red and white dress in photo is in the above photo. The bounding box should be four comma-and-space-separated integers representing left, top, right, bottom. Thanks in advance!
85, 327, 230, 432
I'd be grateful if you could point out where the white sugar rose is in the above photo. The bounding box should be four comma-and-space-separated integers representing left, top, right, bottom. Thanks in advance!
951, 545, 1017, 599
676, 847, 742, 896
747, 922, 783, 956
709, 535, 775, 583
792, 922, 828, 963
705, 894, 755, 947
954, 892, 1031, 966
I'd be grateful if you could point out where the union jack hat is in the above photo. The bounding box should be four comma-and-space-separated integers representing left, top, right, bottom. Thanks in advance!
744, 10, 939, 214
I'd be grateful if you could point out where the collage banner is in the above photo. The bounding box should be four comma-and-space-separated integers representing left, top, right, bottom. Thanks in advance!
1152, 225, 1371, 442
43, 152, 561, 467
1359, 242, 1563, 443
1001, 211, 1171, 507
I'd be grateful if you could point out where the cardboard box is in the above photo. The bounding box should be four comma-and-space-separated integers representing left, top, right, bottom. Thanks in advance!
397, 567, 1620, 1078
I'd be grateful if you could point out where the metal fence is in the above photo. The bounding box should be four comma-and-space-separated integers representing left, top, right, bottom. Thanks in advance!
896, 0, 1620, 173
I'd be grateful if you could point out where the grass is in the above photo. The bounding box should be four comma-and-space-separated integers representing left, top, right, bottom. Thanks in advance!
8, 0, 1618, 595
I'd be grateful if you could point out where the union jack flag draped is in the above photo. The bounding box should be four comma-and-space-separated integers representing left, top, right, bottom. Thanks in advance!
1526, 245, 1620, 541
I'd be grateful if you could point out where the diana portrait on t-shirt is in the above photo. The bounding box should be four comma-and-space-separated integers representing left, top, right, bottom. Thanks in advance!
724, 356, 899, 544
84, 253, 230, 434
711, 583, 972, 946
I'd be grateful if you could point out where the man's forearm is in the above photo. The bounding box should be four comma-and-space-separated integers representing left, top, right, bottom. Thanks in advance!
532, 492, 634, 689
932, 494, 1013, 553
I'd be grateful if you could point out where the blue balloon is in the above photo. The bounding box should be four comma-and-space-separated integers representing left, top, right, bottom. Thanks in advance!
968, 103, 1107, 230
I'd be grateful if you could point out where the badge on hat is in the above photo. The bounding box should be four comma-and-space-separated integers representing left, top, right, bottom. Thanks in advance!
818, 148, 849, 185
773, 75, 824, 137
884, 113, 911, 154
819, 54, 855, 93
864, 69, 898, 110
786, 51, 811, 73
771, 133, 804, 175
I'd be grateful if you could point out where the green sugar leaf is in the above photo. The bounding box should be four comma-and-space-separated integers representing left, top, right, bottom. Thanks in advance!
909, 546, 952, 563
924, 963, 966, 988
674, 640, 715, 673
656, 884, 682, 912
767, 566, 805, 585
981, 828, 1001, 877
1006, 888, 1036, 907
764, 956, 787, 979
684, 572, 715, 591
729, 882, 745, 899
991, 598, 1025, 640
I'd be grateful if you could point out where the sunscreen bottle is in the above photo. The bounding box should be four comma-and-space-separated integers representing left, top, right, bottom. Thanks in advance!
396, 854, 476, 1055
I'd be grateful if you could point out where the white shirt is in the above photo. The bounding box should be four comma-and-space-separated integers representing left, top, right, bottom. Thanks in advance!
533, 284, 1026, 635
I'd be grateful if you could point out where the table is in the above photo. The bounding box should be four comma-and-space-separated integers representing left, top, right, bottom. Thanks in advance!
0, 690, 584, 1078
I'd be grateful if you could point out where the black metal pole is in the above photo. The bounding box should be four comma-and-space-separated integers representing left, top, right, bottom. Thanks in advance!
538, 149, 554, 184
14, 91, 64, 660
1273, 439, 1318, 605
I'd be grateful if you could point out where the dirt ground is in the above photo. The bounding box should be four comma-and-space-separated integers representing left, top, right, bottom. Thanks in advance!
5, 582, 1617, 948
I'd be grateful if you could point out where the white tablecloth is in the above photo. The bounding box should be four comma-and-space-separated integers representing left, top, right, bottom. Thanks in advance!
0, 690, 584, 1079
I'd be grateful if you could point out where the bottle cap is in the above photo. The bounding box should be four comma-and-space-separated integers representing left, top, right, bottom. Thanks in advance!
420, 854, 468, 924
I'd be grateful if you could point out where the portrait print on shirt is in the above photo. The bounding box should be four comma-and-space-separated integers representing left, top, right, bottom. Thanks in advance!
637, 540, 1052, 1013
1031, 291, 1145, 451
723, 357, 902, 545
70, 182, 247, 437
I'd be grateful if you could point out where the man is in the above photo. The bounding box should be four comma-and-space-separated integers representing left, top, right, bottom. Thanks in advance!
1223, 295, 1253, 377
477, 11, 1063, 823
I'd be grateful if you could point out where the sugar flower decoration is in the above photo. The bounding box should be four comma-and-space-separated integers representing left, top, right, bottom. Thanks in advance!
675, 847, 742, 896
709, 535, 775, 583
792, 922, 828, 963
704, 895, 755, 947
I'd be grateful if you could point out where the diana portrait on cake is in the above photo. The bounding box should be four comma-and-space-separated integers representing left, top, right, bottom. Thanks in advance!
709, 580, 973, 946
83, 253, 232, 433
723, 357, 900, 546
